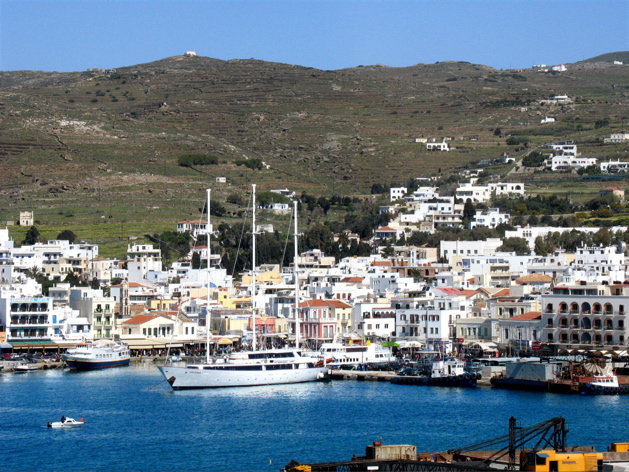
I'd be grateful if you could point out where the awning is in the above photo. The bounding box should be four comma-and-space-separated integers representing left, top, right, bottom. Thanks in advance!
9, 340, 57, 345
0, 341, 13, 348
218, 337, 233, 345
464, 342, 498, 352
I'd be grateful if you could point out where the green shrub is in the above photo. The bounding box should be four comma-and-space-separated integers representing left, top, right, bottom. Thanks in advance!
177, 154, 219, 167
234, 159, 263, 170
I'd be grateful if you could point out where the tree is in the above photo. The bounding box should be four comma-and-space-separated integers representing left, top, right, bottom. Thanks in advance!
497, 237, 530, 255
463, 199, 476, 221
57, 229, 77, 243
534, 236, 552, 256
191, 251, 202, 269
24, 226, 40, 245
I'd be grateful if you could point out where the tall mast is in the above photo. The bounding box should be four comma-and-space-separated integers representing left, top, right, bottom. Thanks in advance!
206, 189, 211, 363
251, 184, 257, 351
294, 200, 300, 349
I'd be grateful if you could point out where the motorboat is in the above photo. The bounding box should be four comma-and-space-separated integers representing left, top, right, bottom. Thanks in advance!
14, 362, 40, 372
63, 339, 130, 370
47, 416, 84, 428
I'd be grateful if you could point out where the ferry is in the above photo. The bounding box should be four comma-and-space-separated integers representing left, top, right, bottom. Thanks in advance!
63, 339, 130, 370
317, 341, 393, 368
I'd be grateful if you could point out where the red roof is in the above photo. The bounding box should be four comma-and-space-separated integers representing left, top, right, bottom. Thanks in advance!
509, 311, 542, 320
371, 261, 391, 266
340, 277, 364, 283
461, 289, 479, 299
375, 226, 397, 232
122, 314, 158, 325
324, 300, 352, 308
299, 299, 352, 309
492, 288, 511, 297
299, 299, 330, 308
436, 287, 465, 296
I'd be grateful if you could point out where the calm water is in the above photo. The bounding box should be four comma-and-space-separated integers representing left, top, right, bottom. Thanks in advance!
2, 363, 628, 472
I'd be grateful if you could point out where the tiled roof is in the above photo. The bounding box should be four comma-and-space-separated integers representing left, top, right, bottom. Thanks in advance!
509, 311, 542, 320
492, 288, 511, 297
122, 314, 158, 325
516, 273, 552, 284
436, 287, 465, 296
340, 277, 364, 283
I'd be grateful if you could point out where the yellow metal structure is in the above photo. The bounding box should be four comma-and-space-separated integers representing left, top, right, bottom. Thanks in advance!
521, 449, 603, 472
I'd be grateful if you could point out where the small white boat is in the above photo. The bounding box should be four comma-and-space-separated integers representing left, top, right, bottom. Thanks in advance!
47, 416, 84, 428
14, 363, 40, 372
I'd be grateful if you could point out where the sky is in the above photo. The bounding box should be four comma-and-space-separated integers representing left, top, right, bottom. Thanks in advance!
0, 0, 627, 73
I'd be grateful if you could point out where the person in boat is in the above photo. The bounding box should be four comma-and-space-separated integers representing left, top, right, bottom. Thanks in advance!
61, 416, 66, 422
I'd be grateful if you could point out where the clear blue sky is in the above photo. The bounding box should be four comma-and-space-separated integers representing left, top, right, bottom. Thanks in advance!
1, 0, 627, 72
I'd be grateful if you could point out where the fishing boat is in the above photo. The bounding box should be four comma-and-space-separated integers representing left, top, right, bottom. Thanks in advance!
390, 356, 480, 387
63, 339, 130, 370
158, 187, 330, 389
47, 416, 84, 428
317, 341, 393, 368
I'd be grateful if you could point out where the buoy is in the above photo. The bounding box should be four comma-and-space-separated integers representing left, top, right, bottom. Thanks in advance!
80, 418, 85, 422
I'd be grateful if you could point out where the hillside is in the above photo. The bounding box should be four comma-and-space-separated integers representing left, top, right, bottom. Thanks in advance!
0, 52, 629, 234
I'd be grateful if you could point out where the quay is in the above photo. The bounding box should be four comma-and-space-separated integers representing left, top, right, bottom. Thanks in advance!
283, 417, 629, 472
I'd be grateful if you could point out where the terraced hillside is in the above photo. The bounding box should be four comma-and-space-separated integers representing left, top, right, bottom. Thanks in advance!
0, 52, 629, 229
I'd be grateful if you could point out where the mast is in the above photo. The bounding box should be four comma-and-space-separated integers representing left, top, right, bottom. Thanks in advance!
294, 200, 300, 349
206, 189, 211, 363
251, 184, 257, 351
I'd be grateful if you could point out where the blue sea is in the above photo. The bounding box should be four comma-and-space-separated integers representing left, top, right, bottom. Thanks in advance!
1, 363, 628, 472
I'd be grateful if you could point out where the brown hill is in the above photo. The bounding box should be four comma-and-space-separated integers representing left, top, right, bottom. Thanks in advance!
0, 53, 628, 227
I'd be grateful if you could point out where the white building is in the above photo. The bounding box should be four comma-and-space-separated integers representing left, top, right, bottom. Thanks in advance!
127, 244, 163, 284
549, 141, 578, 155
604, 132, 629, 144
426, 140, 449, 151
352, 301, 396, 339
390, 187, 407, 201
545, 155, 597, 171
469, 208, 510, 229
177, 220, 212, 238
440, 238, 504, 263
600, 160, 629, 173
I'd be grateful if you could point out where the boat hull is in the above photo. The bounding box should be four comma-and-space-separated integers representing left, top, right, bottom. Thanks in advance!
158, 364, 330, 389
490, 377, 629, 395
66, 358, 130, 370
391, 373, 479, 388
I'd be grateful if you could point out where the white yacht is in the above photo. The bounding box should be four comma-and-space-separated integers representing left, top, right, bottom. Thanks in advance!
158, 349, 329, 389
317, 342, 393, 368
158, 187, 330, 389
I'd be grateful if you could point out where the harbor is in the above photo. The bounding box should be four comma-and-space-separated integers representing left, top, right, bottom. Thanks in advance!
3, 364, 629, 472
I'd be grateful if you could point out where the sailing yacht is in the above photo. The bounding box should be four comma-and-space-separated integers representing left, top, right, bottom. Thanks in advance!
158, 187, 330, 389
